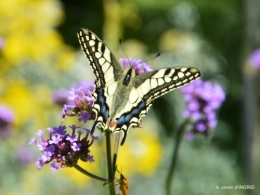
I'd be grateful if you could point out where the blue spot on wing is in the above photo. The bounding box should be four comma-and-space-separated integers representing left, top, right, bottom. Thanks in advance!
94, 88, 148, 145
91, 88, 110, 134
116, 101, 146, 127
95, 88, 109, 121
116, 101, 147, 145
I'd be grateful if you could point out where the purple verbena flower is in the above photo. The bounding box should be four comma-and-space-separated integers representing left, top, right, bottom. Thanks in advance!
37, 140, 48, 151
78, 111, 91, 123
69, 87, 93, 109
52, 89, 71, 107
29, 125, 99, 171
249, 49, 260, 69
180, 79, 225, 140
91, 135, 99, 141
66, 134, 78, 143
28, 138, 37, 145
50, 161, 60, 172
185, 132, 194, 141
46, 145, 56, 153
35, 157, 44, 170
69, 125, 78, 131
120, 58, 153, 75
0, 104, 15, 137
71, 142, 82, 151
87, 155, 95, 163
73, 80, 95, 97
36, 130, 44, 137
62, 81, 95, 123
52, 125, 67, 135
49, 135, 62, 144
16, 147, 34, 166
42, 151, 52, 162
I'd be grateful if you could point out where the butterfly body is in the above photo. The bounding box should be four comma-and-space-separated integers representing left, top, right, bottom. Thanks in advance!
77, 28, 201, 145
109, 68, 135, 121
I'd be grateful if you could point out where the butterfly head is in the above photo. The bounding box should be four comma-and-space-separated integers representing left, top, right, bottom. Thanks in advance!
122, 67, 136, 87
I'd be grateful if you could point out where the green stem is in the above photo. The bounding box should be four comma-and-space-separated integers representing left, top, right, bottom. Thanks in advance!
105, 131, 116, 195
73, 164, 109, 182
166, 119, 188, 195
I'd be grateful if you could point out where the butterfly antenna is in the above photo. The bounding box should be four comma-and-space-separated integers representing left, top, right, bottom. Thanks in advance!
119, 39, 132, 68
138, 53, 161, 65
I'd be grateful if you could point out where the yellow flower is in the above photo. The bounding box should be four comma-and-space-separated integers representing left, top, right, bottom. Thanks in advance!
0, 79, 53, 129
0, 0, 75, 71
116, 121, 162, 177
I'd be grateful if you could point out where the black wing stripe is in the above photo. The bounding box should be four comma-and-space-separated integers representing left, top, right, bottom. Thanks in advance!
164, 68, 172, 76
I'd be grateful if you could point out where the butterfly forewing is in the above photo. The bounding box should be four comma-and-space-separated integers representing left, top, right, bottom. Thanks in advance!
134, 67, 200, 104
77, 29, 123, 88
77, 29, 124, 133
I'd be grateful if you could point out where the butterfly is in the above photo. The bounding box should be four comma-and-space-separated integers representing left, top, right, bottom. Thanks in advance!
77, 28, 201, 145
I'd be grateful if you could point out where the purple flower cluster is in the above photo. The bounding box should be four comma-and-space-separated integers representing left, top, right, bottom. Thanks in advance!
120, 58, 153, 75
0, 104, 15, 137
180, 79, 225, 140
29, 125, 99, 172
16, 147, 34, 166
61, 81, 95, 123
52, 89, 71, 107
249, 49, 260, 69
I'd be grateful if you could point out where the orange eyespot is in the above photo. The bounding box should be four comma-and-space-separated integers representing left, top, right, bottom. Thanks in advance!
110, 121, 117, 128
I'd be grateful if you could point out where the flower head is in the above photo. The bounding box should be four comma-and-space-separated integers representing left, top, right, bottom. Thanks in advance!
249, 49, 260, 69
180, 79, 225, 139
16, 147, 34, 166
62, 81, 95, 123
0, 104, 15, 137
52, 89, 71, 107
73, 80, 95, 97
120, 58, 153, 75
29, 125, 98, 171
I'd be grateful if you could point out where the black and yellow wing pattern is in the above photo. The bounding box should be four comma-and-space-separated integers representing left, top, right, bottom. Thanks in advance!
77, 29, 201, 145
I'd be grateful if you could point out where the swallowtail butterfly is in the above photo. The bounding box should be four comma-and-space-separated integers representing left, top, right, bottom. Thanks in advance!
77, 29, 201, 145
